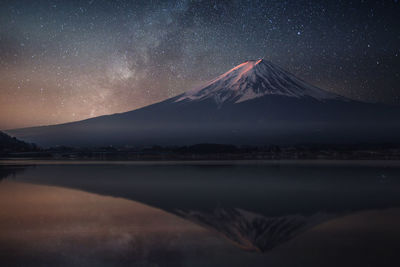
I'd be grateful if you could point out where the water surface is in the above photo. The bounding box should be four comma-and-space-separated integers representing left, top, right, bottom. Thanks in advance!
1, 160, 400, 266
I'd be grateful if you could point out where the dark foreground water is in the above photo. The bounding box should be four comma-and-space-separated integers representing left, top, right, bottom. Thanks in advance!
1, 160, 400, 266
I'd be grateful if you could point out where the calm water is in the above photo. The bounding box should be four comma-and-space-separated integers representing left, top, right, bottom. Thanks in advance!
1, 160, 400, 266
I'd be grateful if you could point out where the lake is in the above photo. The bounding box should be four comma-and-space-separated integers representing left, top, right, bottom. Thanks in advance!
1, 160, 400, 266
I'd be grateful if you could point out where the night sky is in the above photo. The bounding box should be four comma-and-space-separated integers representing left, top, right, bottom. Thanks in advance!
0, 0, 399, 129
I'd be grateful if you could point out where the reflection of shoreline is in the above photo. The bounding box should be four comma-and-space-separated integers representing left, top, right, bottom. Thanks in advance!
3, 143, 400, 160
6, 161, 400, 216
4, 157, 400, 166
0, 165, 31, 181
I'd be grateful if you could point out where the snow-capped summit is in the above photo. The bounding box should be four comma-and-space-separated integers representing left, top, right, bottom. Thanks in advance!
176, 59, 343, 104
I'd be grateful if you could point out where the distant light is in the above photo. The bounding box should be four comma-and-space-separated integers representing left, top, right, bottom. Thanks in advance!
297, 31, 301, 35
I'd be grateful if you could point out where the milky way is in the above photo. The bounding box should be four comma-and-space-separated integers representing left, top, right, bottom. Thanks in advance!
0, 0, 399, 129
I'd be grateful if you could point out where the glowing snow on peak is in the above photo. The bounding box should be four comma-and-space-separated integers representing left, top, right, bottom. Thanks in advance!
176, 59, 343, 104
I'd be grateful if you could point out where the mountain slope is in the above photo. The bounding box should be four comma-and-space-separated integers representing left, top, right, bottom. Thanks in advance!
6, 59, 400, 147
0, 131, 38, 152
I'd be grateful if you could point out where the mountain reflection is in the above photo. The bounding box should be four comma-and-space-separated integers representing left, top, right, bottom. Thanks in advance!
0, 181, 251, 267
2, 160, 400, 255
178, 207, 331, 252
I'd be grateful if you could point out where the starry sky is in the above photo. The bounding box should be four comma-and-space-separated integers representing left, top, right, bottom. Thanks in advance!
0, 0, 399, 129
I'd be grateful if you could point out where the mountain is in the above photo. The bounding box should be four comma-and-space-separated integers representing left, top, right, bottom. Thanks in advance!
5, 59, 400, 147
0, 131, 38, 153
176, 59, 344, 104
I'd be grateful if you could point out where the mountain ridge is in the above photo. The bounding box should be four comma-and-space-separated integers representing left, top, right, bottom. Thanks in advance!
5, 59, 400, 147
